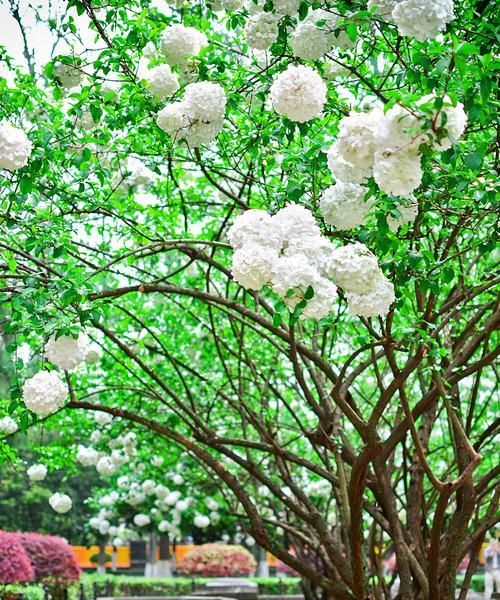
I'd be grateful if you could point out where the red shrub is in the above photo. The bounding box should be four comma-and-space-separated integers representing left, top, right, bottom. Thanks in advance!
0, 531, 34, 584
18, 533, 81, 587
178, 543, 256, 576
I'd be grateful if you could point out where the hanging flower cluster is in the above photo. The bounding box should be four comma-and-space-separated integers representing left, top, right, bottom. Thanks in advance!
270, 65, 327, 123
44, 333, 90, 371
157, 81, 227, 147
53, 61, 83, 88
0, 416, 18, 434
160, 24, 208, 65
144, 64, 180, 100
228, 204, 394, 319
22, 371, 68, 417
0, 122, 33, 171
27, 464, 48, 482
49, 493, 72, 514
245, 12, 279, 50
327, 95, 467, 197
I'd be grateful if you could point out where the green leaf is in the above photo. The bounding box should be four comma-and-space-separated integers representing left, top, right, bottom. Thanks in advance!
464, 153, 483, 170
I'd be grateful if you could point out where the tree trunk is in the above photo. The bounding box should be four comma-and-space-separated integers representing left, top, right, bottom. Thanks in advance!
258, 547, 269, 576
145, 531, 157, 577
97, 539, 106, 574
156, 533, 172, 577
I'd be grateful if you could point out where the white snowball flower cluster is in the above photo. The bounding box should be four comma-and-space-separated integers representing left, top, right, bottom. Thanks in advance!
0, 123, 33, 171
392, 0, 454, 41
327, 97, 466, 197
270, 65, 327, 123
319, 182, 373, 230
27, 464, 47, 482
346, 276, 395, 318
76, 445, 100, 466
45, 333, 90, 370
290, 9, 351, 61
22, 371, 67, 416
94, 411, 113, 426
142, 479, 156, 495
121, 156, 157, 190
49, 492, 72, 514
157, 81, 227, 147
367, 0, 399, 19
272, 0, 300, 15
96, 456, 119, 476
53, 61, 83, 88
0, 416, 18, 434
229, 206, 394, 318
245, 13, 278, 50
151, 455, 164, 467
194, 514, 210, 528
145, 64, 180, 100
134, 513, 151, 527
160, 25, 207, 65
76, 111, 98, 131
388, 199, 419, 231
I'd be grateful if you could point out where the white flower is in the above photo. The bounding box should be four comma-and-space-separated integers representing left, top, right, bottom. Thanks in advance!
49, 492, 72, 514
245, 13, 278, 50
142, 479, 156, 495
327, 243, 382, 294
100, 79, 121, 99
176, 499, 190, 512
157, 102, 186, 139
273, 203, 321, 245
182, 117, 225, 148
76, 111, 98, 131
134, 192, 158, 207
158, 520, 170, 532
246, 536, 255, 546
160, 25, 207, 65
121, 156, 156, 190
77, 445, 100, 467
165, 491, 182, 505
22, 371, 67, 416
273, 0, 299, 15
227, 209, 282, 251
53, 61, 83, 88
291, 21, 333, 61
117, 476, 130, 489
323, 60, 350, 81
145, 64, 180, 100
194, 514, 210, 528
151, 456, 164, 467
172, 474, 184, 485
373, 148, 423, 197
221, 0, 241, 9
184, 82, 227, 123
134, 513, 151, 527
392, 0, 454, 41
0, 416, 18, 434
0, 123, 33, 171
231, 245, 277, 290
96, 456, 118, 476
283, 235, 335, 278
94, 411, 113, 426
346, 276, 395, 317
327, 143, 371, 184
328, 110, 382, 179
98, 520, 111, 535
270, 65, 327, 123
90, 430, 102, 444
388, 199, 419, 231
85, 343, 102, 364
45, 333, 90, 371
27, 464, 47, 481
111, 450, 128, 467
271, 255, 337, 319
425, 95, 467, 150
155, 484, 169, 499
127, 490, 147, 506
367, 0, 398, 19
319, 182, 373, 230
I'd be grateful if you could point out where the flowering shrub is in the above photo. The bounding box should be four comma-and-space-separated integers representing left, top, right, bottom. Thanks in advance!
18, 533, 81, 588
0, 531, 34, 584
177, 543, 257, 576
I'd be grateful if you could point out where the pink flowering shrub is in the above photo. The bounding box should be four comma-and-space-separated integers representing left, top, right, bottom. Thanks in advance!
0, 531, 34, 584
178, 543, 257, 576
18, 533, 81, 587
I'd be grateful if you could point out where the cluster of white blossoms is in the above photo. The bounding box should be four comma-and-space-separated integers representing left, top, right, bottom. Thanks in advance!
76, 445, 100, 467
194, 514, 211, 528
144, 64, 180, 100
368, 0, 454, 41
0, 122, 33, 171
22, 371, 68, 416
160, 24, 207, 65
270, 65, 327, 123
27, 464, 48, 482
120, 156, 157, 191
245, 12, 279, 50
0, 416, 18, 434
320, 182, 373, 230
157, 81, 227, 147
53, 61, 83, 88
228, 205, 394, 319
327, 95, 467, 197
291, 9, 354, 61
44, 332, 91, 371
49, 492, 72, 514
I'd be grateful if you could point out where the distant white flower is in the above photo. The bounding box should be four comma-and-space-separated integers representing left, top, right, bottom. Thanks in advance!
94, 411, 113, 426
77, 445, 100, 467
176, 499, 190, 512
323, 60, 350, 81
346, 276, 395, 317
327, 243, 382, 294
273, 0, 300, 15
45, 333, 90, 371
117, 476, 130, 489
142, 479, 156, 495
245, 13, 278, 50
165, 491, 182, 505
134, 513, 151, 527
205, 497, 220, 510
290, 13, 334, 61
172, 474, 184, 485
373, 148, 423, 197
134, 192, 158, 207
157, 103, 186, 139
184, 82, 227, 123
27, 464, 48, 482
96, 456, 118, 476
155, 484, 170, 499
120, 156, 156, 190
194, 514, 210, 528
85, 343, 103, 364
273, 203, 321, 245
160, 25, 207, 65
270, 65, 327, 123
388, 199, 419, 231
22, 371, 67, 416
90, 430, 102, 444
53, 61, 83, 88
392, 0, 454, 40
111, 450, 128, 467
145, 64, 180, 100
0, 416, 18, 434
158, 520, 170, 532
423, 95, 467, 150
49, 492, 72, 514
0, 123, 33, 171
367, 0, 398, 19
319, 182, 373, 230
151, 456, 164, 467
